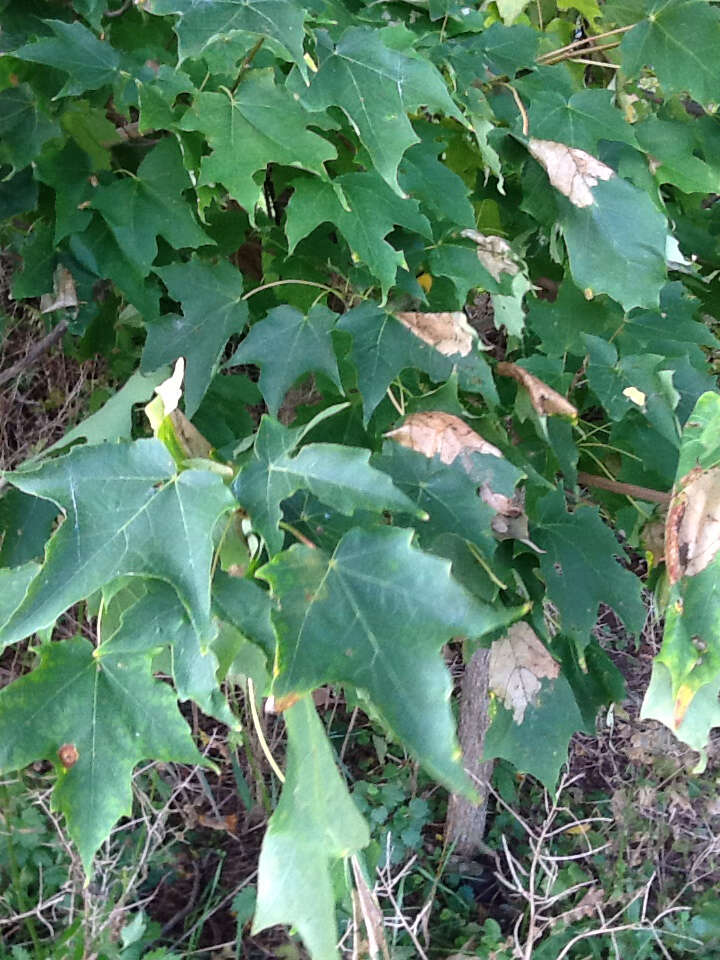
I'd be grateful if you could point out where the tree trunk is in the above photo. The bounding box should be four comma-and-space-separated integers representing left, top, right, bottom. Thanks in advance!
445, 647, 494, 857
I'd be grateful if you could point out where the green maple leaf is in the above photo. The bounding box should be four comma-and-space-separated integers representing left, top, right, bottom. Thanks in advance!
303, 26, 463, 194
180, 73, 336, 219
285, 172, 431, 301
584, 335, 681, 446
213, 571, 276, 660
13, 20, 120, 97
142, 257, 248, 418
532, 490, 646, 645
0, 84, 59, 171
484, 673, 584, 791
91, 139, 213, 276
560, 176, 667, 311
0, 637, 203, 872
260, 526, 520, 792
0, 563, 40, 630
527, 90, 638, 154
146, 0, 307, 74
616, 0, 720, 103
337, 303, 498, 423
398, 137, 476, 230
103, 580, 237, 728
253, 696, 369, 960
227, 304, 341, 417
0, 491, 56, 567
526, 280, 622, 357
373, 443, 523, 560
232, 416, 421, 555
69, 216, 162, 321
0, 440, 235, 650
36, 142, 94, 243
635, 117, 720, 194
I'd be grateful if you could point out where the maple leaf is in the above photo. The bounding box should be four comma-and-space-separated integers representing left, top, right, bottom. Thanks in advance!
91, 139, 213, 276
302, 26, 463, 194
180, 73, 336, 218
0, 440, 235, 649
0, 637, 203, 872
227, 305, 341, 417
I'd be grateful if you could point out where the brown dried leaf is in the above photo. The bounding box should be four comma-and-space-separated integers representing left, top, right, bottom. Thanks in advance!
527, 138, 614, 208
489, 622, 559, 724
40, 266, 78, 313
168, 409, 213, 460
666, 465, 720, 585
460, 229, 520, 282
497, 361, 577, 419
394, 310, 475, 357
385, 411, 502, 464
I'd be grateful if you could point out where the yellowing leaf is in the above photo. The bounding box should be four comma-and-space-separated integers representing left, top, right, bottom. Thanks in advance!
394, 311, 474, 357
527, 139, 614, 208
385, 411, 502, 464
460, 229, 520, 283
489, 622, 560, 724
497, 362, 577, 419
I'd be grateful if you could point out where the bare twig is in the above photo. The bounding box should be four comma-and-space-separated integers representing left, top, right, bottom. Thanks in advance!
0, 319, 69, 390
577, 471, 671, 504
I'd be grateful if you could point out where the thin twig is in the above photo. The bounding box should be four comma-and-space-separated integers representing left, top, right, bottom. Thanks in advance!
502, 82, 529, 135
0, 318, 69, 390
542, 40, 622, 65
537, 24, 634, 62
241, 278, 347, 307
577, 471, 671, 504
105, 0, 132, 16
569, 57, 621, 69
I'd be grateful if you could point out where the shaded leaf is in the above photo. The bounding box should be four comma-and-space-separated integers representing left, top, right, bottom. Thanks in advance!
228, 305, 340, 417
91, 139, 213, 276
286, 172, 431, 301
532, 490, 646, 645
0, 84, 59, 171
143, 257, 248, 418
232, 416, 420, 555
13, 20, 120, 97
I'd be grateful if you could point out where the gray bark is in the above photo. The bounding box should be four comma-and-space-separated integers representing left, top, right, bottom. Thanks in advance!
445, 647, 494, 857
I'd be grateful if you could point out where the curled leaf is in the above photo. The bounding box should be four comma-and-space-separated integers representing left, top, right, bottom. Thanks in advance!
497, 361, 577, 419
527, 139, 614, 208
489, 622, 559, 724
385, 411, 502, 464
40, 266, 78, 314
460, 229, 520, 282
394, 310, 475, 357
666, 465, 720, 585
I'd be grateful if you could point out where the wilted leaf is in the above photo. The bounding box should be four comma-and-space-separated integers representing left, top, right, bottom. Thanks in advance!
527, 138, 614, 208
460, 229, 520, 282
39, 266, 77, 313
489, 622, 559, 723
394, 311, 474, 357
497, 361, 577, 419
666, 466, 720, 585
385, 411, 502, 465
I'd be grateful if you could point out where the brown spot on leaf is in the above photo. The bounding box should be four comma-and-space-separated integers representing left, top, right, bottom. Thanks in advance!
58, 744, 79, 769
